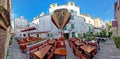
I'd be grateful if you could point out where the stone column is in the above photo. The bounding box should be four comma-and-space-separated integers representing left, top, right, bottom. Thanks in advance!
0, 28, 7, 59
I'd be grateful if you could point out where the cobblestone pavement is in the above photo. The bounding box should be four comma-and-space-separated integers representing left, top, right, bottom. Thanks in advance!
7, 38, 27, 59
93, 39, 120, 59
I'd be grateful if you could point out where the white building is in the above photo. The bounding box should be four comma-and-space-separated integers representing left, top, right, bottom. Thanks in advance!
93, 18, 106, 33
14, 16, 38, 38
49, 2, 80, 15
15, 2, 105, 39
14, 16, 29, 37
31, 2, 95, 39
80, 14, 94, 26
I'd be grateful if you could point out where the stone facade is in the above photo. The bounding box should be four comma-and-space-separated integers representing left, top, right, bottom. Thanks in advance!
0, 0, 11, 59
113, 0, 120, 36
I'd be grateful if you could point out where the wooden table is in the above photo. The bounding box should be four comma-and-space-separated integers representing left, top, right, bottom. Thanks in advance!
80, 45, 96, 53
48, 40, 56, 45
20, 42, 29, 45
54, 48, 67, 59
74, 41, 84, 46
71, 39, 76, 42
33, 45, 52, 59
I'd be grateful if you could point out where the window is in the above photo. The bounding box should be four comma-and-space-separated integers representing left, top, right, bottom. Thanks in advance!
37, 34, 39, 37
71, 24, 74, 29
23, 34, 26, 37
63, 26, 67, 30
72, 32, 75, 37
84, 19, 86, 22
28, 34, 30, 37
70, 10, 74, 13
71, 15, 74, 20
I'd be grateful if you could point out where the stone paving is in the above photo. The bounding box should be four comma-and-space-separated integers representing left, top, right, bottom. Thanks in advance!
93, 39, 120, 59
7, 38, 120, 59
7, 37, 27, 59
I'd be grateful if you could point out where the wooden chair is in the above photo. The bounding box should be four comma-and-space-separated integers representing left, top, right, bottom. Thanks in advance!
68, 40, 71, 47
88, 42, 98, 58
74, 46, 88, 59
56, 41, 66, 48
20, 44, 27, 53
29, 46, 38, 59
47, 47, 55, 59
81, 40, 87, 44
71, 43, 75, 54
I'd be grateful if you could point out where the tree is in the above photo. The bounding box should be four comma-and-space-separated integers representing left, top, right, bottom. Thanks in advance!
107, 22, 112, 31
78, 33, 81, 39
108, 31, 113, 37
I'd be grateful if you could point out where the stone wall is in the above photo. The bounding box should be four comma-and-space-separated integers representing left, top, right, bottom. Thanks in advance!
117, 20, 120, 36
0, 1, 11, 58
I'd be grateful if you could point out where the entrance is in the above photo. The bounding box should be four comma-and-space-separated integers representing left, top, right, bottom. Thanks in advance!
63, 33, 69, 39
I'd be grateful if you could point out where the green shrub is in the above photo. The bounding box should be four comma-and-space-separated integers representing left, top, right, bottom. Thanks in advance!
83, 33, 87, 38
6, 50, 9, 58
85, 37, 96, 42
108, 31, 113, 37
78, 33, 81, 39
9, 37, 12, 45
113, 36, 120, 49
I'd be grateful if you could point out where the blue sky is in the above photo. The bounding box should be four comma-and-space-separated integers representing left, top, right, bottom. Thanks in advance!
12, 0, 117, 22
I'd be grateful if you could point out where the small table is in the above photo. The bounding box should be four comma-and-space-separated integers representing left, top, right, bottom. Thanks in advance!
80, 45, 96, 53
48, 40, 56, 45
54, 48, 67, 59
71, 39, 76, 42
74, 41, 84, 46
33, 45, 52, 59
80, 45, 96, 58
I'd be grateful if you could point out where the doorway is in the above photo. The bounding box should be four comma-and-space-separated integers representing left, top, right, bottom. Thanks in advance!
63, 33, 69, 39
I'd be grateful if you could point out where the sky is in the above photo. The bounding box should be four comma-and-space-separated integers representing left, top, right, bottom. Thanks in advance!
12, 0, 117, 22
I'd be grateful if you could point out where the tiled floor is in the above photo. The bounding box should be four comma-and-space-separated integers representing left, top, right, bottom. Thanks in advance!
7, 38, 120, 59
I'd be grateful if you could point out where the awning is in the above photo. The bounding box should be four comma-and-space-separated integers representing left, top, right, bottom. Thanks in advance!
21, 27, 36, 32
51, 9, 71, 29
28, 31, 49, 34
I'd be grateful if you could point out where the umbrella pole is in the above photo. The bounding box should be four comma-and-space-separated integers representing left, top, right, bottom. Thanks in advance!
60, 29, 63, 38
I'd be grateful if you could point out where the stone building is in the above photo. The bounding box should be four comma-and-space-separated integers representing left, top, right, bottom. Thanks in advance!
0, 0, 11, 59
112, 0, 120, 36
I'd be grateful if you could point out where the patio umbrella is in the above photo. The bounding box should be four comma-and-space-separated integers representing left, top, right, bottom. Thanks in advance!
21, 27, 36, 32
28, 31, 49, 34
51, 9, 71, 37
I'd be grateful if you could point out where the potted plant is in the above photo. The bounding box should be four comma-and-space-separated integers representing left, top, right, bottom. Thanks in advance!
9, 37, 12, 47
